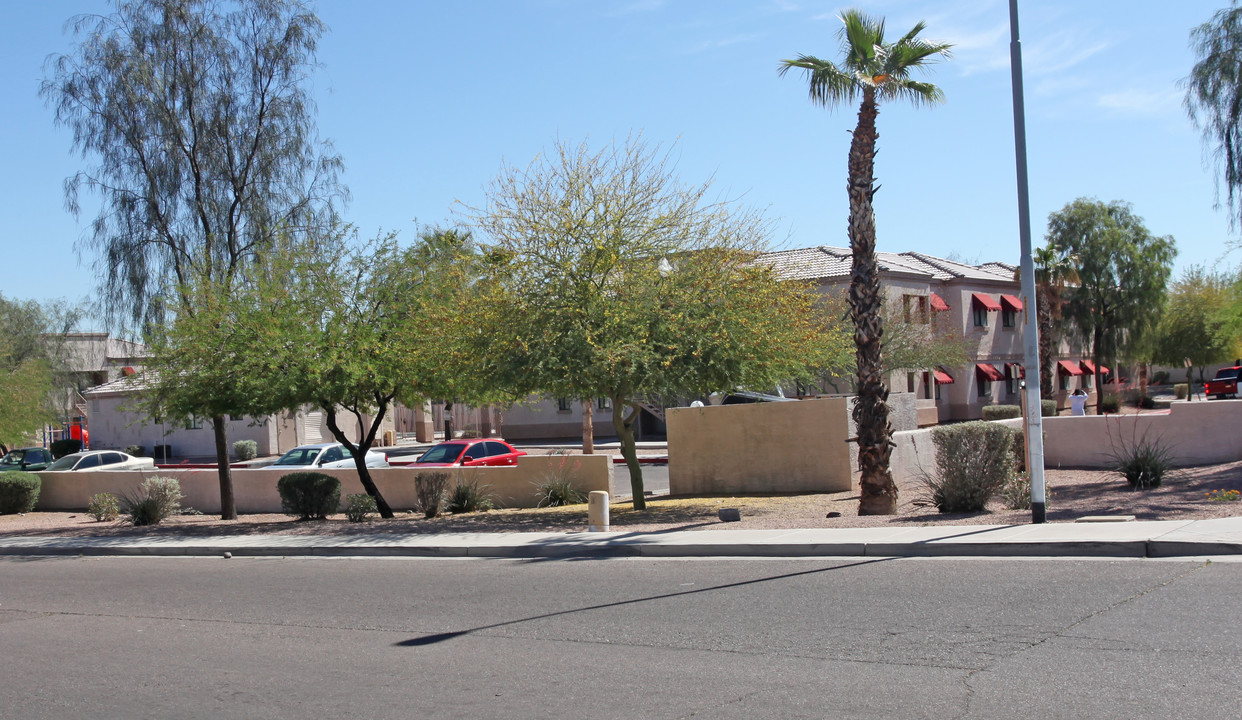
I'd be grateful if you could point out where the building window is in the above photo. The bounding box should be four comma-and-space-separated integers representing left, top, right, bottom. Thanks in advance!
597, 397, 611, 411
1002, 308, 1017, 328
903, 295, 929, 324
1083, 372, 1093, 389
1059, 373, 1071, 392
906, 372, 916, 393
978, 379, 992, 398
556, 398, 572, 412
185, 416, 204, 430
1007, 373, 1021, 396
974, 306, 989, 328
923, 371, 934, 400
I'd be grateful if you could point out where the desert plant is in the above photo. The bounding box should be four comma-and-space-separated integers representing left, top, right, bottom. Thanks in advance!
1137, 395, 1156, 409
125, 444, 144, 457
920, 422, 1021, 513
0, 472, 41, 514
87, 491, 120, 521
1100, 394, 1121, 414
446, 479, 495, 514
1110, 435, 1176, 490
1207, 489, 1241, 502
120, 476, 183, 526
415, 471, 450, 518
276, 472, 341, 520
50, 438, 81, 458
344, 493, 377, 522
233, 440, 258, 461
1040, 399, 1058, 417
535, 477, 586, 508
982, 404, 1021, 421
999, 473, 1052, 510
1174, 383, 1188, 399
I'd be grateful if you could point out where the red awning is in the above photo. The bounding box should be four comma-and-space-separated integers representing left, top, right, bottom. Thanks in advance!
1058, 360, 1083, 376
933, 368, 954, 384
972, 293, 1001, 311
1000, 294, 1023, 312
121, 366, 136, 376
1080, 359, 1097, 374
929, 292, 950, 312
976, 363, 1004, 382
1101, 365, 1110, 373
1006, 363, 1025, 379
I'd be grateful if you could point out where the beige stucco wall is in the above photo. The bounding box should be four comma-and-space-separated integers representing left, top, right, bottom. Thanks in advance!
34, 454, 613, 513
666, 398, 851, 494
1042, 400, 1242, 469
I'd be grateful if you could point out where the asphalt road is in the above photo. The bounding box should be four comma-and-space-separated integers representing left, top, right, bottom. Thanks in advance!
2, 556, 1238, 718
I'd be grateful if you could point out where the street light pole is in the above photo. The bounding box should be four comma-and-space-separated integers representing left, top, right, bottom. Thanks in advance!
1009, 0, 1047, 523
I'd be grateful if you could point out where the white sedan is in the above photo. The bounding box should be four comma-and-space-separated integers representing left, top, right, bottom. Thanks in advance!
272, 442, 389, 469
44, 450, 157, 472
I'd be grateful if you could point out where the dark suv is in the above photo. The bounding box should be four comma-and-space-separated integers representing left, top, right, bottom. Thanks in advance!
0, 447, 55, 471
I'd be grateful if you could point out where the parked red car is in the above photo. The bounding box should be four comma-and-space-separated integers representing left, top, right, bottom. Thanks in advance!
414, 439, 527, 467
1206, 366, 1242, 399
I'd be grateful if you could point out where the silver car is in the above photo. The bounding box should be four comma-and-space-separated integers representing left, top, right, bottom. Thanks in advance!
272, 442, 389, 469
44, 450, 157, 471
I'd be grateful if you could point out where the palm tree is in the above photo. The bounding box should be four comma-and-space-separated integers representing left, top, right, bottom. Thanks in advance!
780, 10, 951, 515
1022, 246, 1079, 400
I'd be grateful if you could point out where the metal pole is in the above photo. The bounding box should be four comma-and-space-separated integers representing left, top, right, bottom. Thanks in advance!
1009, 0, 1047, 523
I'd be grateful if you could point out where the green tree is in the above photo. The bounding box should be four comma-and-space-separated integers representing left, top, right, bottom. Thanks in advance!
1046, 199, 1176, 412
0, 295, 82, 452
780, 10, 952, 515
240, 227, 498, 518
1186, 3, 1242, 232
1019, 247, 1080, 399
1152, 266, 1238, 386
468, 138, 839, 510
43, 0, 344, 519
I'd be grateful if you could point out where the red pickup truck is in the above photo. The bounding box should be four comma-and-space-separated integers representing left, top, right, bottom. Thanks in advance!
1206, 366, 1242, 399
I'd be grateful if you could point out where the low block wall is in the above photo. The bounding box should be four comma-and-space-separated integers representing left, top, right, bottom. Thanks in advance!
667, 398, 851, 495
1042, 400, 1242, 469
34, 454, 613, 513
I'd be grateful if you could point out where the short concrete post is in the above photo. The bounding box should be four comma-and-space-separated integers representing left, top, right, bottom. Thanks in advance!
588, 490, 609, 532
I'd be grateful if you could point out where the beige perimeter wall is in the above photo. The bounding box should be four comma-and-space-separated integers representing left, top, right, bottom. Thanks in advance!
1042, 400, 1242, 469
35, 454, 613, 513
667, 398, 851, 494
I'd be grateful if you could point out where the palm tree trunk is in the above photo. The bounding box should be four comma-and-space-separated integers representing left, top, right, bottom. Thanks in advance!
1037, 287, 1056, 400
849, 90, 897, 516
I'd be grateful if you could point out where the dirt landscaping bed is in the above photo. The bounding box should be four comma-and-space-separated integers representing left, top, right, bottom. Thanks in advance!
4, 462, 1242, 539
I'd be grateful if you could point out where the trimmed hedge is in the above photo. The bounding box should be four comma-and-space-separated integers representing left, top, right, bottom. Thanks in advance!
982, 404, 1021, 421
1040, 399, 1058, 417
924, 421, 1020, 513
233, 440, 258, 461
0, 472, 41, 514
277, 472, 341, 520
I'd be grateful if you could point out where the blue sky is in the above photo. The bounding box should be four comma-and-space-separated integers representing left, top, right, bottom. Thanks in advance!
1, 1, 1231, 325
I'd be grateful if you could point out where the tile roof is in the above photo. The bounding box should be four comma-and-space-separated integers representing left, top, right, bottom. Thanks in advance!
759, 246, 1016, 283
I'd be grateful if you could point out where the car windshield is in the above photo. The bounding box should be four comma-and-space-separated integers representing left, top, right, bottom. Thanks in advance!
46, 455, 80, 471
274, 448, 322, 466
417, 444, 466, 464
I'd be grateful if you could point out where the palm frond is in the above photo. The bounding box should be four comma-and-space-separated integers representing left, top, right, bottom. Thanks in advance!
779, 55, 858, 107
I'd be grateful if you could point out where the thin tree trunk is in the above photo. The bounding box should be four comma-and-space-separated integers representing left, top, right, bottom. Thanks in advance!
1093, 327, 1105, 414
211, 415, 236, 520
324, 406, 395, 519
582, 398, 594, 454
849, 90, 897, 516
613, 400, 644, 510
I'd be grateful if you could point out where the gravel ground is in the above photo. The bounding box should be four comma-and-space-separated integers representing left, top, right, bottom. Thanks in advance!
4, 461, 1241, 538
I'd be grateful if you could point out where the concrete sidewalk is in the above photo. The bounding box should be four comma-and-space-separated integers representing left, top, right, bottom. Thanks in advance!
2, 517, 1241, 559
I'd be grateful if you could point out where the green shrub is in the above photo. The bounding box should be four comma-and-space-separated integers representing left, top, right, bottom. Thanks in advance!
50, 439, 81, 459
921, 422, 1020, 513
0, 472, 41, 513
415, 472, 450, 518
233, 440, 258, 461
1111, 435, 1175, 490
446, 479, 495, 514
125, 445, 144, 457
277, 471, 341, 520
121, 477, 183, 526
982, 404, 1021, 421
87, 492, 120, 521
1040, 399, 1058, 417
1174, 383, 1188, 399
1152, 370, 1170, 385
344, 493, 377, 522
1100, 394, 1121, 414
535, 477, 586, 507
999, 473, 1053, 510
1138, 395, 1156, 409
